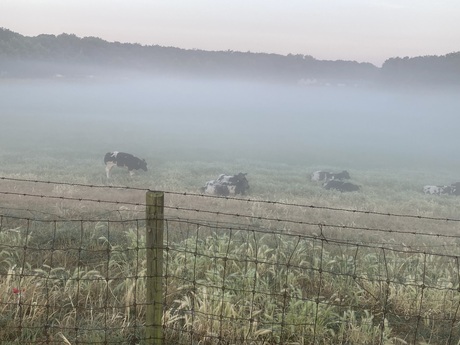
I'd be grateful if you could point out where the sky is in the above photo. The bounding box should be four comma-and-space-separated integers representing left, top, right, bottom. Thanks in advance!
1, 0, 459, 67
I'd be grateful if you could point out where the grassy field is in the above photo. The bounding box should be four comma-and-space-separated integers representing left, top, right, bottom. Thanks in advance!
2, 80, 460, 343
2, 132, 460, 344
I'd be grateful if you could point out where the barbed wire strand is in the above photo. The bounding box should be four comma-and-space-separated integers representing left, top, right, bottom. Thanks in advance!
1, 188, 460, 243
2, 175, 460, 223
0, 191, 460, 243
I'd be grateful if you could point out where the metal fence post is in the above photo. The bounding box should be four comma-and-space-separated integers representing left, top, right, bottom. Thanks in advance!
145, 191, 164, 344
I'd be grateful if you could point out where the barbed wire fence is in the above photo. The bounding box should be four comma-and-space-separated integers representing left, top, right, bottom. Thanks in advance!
1, 176, 460, 344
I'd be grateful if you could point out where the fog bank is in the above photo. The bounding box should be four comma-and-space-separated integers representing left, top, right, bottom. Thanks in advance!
2, 78, 459, 171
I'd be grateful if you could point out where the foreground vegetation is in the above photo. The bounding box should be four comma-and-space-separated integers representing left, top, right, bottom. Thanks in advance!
1, 213, 460, 344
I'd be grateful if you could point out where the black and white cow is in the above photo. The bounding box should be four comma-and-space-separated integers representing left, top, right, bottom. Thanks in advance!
423, 185, 452, 195
423, 183, 460, 196
323, 180, 360, 192
202, 173, 250, 196
311, 170, 350, 182
104, 151, 147, 178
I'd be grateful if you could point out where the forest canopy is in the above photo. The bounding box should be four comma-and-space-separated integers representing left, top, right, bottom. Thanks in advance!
1, 28, 459, 86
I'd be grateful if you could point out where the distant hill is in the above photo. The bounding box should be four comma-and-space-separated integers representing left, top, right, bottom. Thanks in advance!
0, 28, 459, 86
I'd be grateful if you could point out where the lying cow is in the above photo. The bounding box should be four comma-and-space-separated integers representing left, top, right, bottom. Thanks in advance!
202, 173, 249, 196
323, 180, 360, 192
104, 151, 147, 178
423, 185, 452, 195
311, 170, 350, 182
423, 183, 460, 196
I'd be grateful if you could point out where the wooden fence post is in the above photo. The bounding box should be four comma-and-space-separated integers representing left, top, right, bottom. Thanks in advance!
145, 191, 164, 344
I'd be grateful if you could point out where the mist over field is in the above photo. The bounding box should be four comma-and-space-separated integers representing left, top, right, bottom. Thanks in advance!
1, 77, 460, 182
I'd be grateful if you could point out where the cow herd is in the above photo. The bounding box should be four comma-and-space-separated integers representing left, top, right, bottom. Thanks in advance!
103, 151, 460, 197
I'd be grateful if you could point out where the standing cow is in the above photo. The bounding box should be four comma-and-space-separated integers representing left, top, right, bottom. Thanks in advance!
104, 151, 147, 178
202, 173, 250, 196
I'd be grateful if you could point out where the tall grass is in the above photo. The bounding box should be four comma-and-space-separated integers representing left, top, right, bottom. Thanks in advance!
2, 216, 460, 344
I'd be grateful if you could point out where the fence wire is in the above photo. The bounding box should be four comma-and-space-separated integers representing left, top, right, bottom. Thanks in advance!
1, 177, 460, 344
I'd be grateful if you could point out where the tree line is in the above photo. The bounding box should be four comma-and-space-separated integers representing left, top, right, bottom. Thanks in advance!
1, 28, 459, 86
